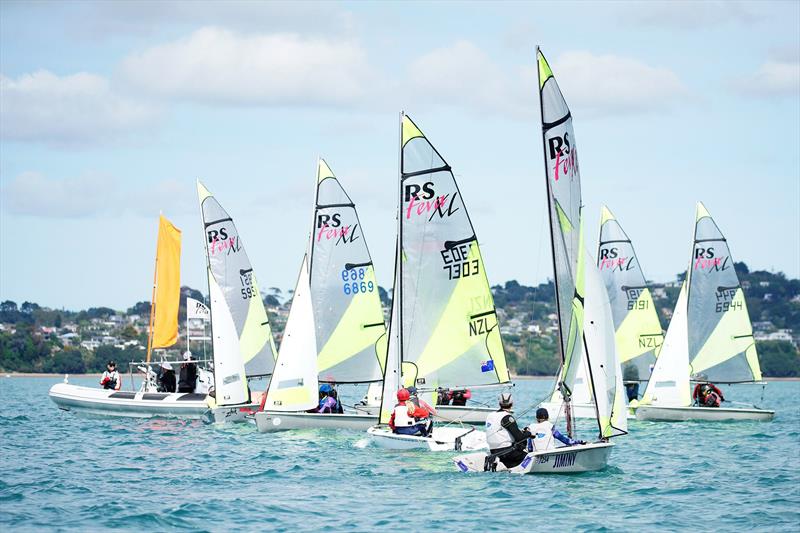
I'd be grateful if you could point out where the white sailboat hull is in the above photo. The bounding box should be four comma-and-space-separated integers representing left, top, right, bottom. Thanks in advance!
454, 441, 614, 474
49, 383, 208, 419
635, 405, 774, 422
254, 411, 377, 432
202, 403, 263, 424
366, 425, 487, 452
538, 400, 635, 420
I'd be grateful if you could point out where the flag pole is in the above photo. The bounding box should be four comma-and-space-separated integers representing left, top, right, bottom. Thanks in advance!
145, 217, 161, 364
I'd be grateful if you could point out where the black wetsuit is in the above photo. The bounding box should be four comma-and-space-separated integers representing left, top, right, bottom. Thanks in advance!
490, 412, 532, 469
158, 370, 176, 393
178, 362, 198, 393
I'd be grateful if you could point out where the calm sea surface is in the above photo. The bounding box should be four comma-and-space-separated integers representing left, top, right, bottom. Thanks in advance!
1, 377, 799, 531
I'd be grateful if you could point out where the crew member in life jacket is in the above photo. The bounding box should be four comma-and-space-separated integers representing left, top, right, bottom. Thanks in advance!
389, 388, 431, 436
315, 384, 342, 414
485, 393, 532, 468
100, 360, 121, 391
178, 351, 198, 393
407, 386, 435, 435
530, 408, 584, 452
157, 362, 176, 393
693, 383, 724, 408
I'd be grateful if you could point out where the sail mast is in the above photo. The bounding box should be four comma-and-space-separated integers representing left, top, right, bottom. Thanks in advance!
398, 112, 405, 381
536, 46, 574, 435
145, 220, 160, 364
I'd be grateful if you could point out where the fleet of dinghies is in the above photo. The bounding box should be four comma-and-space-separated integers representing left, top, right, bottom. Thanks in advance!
48, 46, 776, 475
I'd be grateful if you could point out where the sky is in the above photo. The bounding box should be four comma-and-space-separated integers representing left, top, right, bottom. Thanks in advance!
1, 0, 798, 311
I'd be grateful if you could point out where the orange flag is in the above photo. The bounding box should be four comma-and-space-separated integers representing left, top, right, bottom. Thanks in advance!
152, 215, 181, 348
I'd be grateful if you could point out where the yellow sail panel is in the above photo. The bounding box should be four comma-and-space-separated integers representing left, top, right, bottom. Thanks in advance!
317, 266, 385, 373
318, 158, 335, 183
537, 49, 554, 89
239, 273, 277, 364
401, 115, 425, 147
413, 243, 508, 384
268, 384, 315, 408
152, 215, 181, 348
614, 288, 664, 362
690, 288, 760, 378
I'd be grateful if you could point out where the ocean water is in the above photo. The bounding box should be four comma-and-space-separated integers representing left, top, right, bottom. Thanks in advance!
1, 377, 799, 532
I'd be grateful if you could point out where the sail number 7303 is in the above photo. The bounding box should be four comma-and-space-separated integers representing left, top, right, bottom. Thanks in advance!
441, 243, 480, 281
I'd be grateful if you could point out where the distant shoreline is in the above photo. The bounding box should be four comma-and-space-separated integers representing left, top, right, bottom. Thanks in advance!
3, 373, 799, 382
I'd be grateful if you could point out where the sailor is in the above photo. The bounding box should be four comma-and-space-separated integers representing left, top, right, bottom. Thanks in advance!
178, 351, 198, 393
530, 408, 584, 451
692, 382, 724, 407
436, 389, 451, 406
623, 364, 640, 402
157, 362, 176, 393
389, 388, 431, 436
407, 386, 435, 435
485, 393, 532, 468
328, 386, 344, 414
316, 384, 340, 414
450, 389, 472, 406
100, 360, 121, 391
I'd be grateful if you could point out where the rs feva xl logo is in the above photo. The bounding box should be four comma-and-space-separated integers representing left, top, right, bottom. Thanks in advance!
547, 132, 578, 182
693, 247, 730, 271
316, 213, 358, 245
403, 182, 459, 221
598, 246, 632, 271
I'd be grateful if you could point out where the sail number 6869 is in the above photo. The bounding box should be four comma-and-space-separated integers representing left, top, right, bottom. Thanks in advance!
342, 268, 374, 295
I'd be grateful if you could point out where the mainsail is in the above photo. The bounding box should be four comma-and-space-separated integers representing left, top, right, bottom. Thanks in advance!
537, 49, 585, 401
687, 202, 761, 383
393, 113, 510, 395
311, 159, 387, 383
597, 206, 664, 382
198, 182, 278, 380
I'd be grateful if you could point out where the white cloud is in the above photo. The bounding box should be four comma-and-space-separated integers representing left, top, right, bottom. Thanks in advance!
1, 171, 119, 218
0, 172, 194, 219
119, 27, 372, 106
549, 51, 690, 116
83, 1, 355, 40
406, 41, 536, 118
0, 70, 158, 144
734, 55, 800, 98
621, 0, 762, 29
405, 43, 688, 118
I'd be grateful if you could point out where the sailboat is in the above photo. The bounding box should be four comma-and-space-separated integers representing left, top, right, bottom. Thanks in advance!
539, 206, 663, 419
366, 113, 510, 452
198, 182, 280, 423
254, 159, 389, 432
50, 215, 211, 418
455, 47, 627, 473
636, 202, 774, 422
